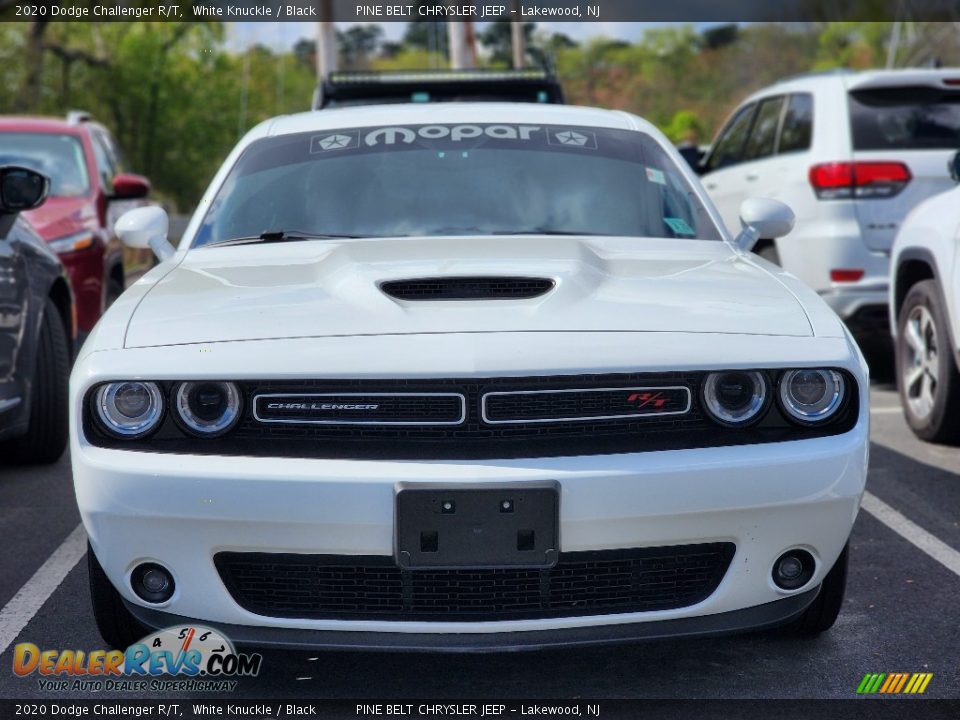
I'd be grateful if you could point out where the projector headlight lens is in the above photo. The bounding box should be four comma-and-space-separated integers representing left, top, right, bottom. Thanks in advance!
95, 382, 164, 438
780, 369, 845, 423
703, 371, 768, 426
174, 381, 241, 436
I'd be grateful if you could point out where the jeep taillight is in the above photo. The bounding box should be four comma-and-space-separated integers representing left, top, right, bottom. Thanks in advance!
809, 162, 911, 200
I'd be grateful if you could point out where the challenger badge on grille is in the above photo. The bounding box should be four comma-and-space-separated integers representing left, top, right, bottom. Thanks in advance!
254, 393, 466, 425
482, 386, 692, 424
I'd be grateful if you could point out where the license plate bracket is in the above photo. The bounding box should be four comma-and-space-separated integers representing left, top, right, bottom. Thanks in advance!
395, 482, 559, 570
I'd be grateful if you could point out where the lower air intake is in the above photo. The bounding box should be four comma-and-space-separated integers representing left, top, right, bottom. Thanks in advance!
215, 543, 736, 621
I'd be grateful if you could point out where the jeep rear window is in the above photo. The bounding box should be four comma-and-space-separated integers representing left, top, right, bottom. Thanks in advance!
0, 133, 90, 197
849, 86, 960, 151
193, 124, 722, 247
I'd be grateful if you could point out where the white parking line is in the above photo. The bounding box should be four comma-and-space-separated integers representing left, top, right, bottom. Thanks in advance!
870, 407, 903, 415
0, 523, 86, 656
861, 492, 960, 577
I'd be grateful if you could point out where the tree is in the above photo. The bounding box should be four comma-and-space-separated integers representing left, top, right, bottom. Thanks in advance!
402, 9, 448, 57
700, 23, 739, 50
665, 111, 707, 144
336, 24, 383, 70
293, 37, 316, 70
478, 19, 536, 66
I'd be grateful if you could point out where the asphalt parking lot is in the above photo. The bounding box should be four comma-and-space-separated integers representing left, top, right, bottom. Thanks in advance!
1, 383, 959, 701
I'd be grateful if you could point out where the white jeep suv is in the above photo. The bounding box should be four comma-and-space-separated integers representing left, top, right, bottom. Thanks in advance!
700, 69, 960, 356
890, 153, 960, 444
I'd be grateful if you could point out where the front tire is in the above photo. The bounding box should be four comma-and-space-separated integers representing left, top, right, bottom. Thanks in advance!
790, 544, 847, 636
896, 280, 960, 444
0, 298, 69, 464
87, 543, 148, 649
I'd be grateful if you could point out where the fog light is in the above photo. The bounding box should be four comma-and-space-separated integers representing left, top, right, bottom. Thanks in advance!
778, 556, 803, 580
131, 563, 175, 603
142, 569, 169, 593
772, 550, 815, 590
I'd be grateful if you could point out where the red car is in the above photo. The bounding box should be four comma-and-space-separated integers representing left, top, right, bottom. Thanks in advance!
0, 112, 152, 337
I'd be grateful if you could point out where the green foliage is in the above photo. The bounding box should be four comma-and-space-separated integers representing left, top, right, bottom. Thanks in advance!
402, 10, 449, 56
813, 22, 893, 69
557, 24, 820, 138
664, 111, 707, 144
337, 24, 384, 69
0, 21, 315, 211
371, 48, 448, 71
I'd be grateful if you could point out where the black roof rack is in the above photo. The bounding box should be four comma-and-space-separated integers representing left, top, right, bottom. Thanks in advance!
313, 68, 565, 110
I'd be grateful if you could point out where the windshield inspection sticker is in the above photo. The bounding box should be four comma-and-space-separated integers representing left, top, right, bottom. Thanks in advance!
664, 217, 696, 236
310, 130, 360, 153
646, 167, 667, 185
547, 128, 598, 149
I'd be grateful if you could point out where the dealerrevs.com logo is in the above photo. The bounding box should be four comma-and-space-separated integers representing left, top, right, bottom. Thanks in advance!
13, 625, 262, 693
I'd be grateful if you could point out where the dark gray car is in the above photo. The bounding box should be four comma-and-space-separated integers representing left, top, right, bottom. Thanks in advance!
0, 166, 74, 464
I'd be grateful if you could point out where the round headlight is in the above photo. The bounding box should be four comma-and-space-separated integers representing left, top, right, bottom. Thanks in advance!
95, 382, 164, 438
174, 381, 241, 436
703, 371, 768, 426
779, 369, 845, 423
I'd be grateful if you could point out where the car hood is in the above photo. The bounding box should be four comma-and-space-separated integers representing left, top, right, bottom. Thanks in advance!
123, 236, 814, 348
23, 196, 96, 240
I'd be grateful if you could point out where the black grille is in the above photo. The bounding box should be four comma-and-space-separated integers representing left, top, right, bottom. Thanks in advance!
483, 386, 691, 423
380, 276, 555, 301
82, 370, 860, 459
214, 543, 736, 621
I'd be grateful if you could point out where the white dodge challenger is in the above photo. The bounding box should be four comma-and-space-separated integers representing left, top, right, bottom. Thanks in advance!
71, 104, 868, 651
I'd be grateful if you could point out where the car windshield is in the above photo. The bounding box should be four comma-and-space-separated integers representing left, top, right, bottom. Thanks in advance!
193, 123, 722, 247
0, 132, 90, 197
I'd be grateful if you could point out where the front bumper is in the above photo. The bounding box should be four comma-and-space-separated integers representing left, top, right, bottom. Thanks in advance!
75, 429, 866, 641
125, 588, 820, 652
71, 331, 868, 646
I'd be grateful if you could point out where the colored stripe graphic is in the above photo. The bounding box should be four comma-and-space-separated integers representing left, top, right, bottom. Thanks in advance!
857, 672, 932, 694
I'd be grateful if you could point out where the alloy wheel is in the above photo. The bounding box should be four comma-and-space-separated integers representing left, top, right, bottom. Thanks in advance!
902, 305, 939, 420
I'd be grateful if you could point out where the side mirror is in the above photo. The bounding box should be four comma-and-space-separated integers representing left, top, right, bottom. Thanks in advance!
0, 166, 49, 214
111, 173, 151, 200
115, 206, 175, 261
734, 197, 795, 253
949, 151, 960, 183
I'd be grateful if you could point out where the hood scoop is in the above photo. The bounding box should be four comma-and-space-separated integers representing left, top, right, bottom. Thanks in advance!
380, 276, 556, 301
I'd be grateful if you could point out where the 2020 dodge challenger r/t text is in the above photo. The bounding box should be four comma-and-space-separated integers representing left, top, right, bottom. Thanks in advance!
71, 104, 868, 651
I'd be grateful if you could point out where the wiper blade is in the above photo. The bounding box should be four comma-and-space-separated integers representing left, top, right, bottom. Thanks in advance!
208, 230, 366, 247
